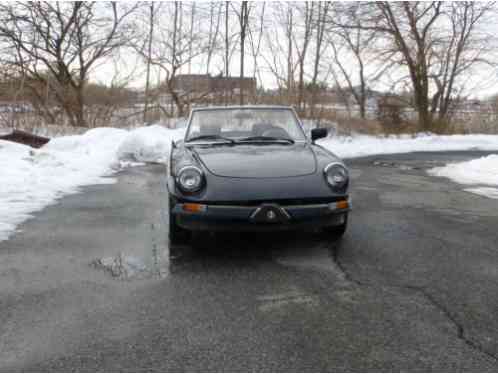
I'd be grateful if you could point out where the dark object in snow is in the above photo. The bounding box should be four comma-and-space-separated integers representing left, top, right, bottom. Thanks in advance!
0, 129, 50, 148
167, 105, 351, 249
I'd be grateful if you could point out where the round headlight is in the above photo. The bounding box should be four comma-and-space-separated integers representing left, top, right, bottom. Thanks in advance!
177, 166, 204, 193
324, 163, 349, 190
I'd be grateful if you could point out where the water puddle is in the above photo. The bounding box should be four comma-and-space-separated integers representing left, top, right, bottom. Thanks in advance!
91, 222, 170, 280
372, 159, 444, 171
91, 249, 169, 280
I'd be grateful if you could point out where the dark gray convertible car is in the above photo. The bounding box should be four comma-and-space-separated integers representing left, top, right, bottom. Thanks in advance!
167, 106, 350, 245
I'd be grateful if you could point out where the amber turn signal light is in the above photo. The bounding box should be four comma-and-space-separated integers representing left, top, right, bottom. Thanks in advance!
336, 200, 349, 210
182, 203, 207, 213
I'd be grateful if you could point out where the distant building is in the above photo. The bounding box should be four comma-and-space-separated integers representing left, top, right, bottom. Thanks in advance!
171, 74, 211, 94
171, 74, 256, 96
209, 76, 256, 95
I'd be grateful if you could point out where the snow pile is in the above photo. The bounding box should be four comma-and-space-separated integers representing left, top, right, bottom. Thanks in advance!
319, 133, 498, 159
117, 126, 185, 164
0, 126, 184, 241
466, 187, 498, 199
429, 155, 498, 185
429, 155, 498, 199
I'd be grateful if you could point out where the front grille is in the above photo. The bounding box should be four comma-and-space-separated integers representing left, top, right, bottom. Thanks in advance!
199, 196, 348, 207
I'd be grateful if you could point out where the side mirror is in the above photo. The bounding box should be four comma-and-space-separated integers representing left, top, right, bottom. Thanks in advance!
311, 128, 327, 142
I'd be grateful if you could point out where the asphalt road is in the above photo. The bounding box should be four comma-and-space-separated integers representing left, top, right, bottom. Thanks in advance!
1, 151, 498, 372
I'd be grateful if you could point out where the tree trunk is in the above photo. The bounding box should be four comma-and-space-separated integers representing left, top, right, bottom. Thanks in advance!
298, 61, 305, 113
225, 2, 230, 105
144, 2, 154, 124
239, 1, 248, 106
414, 87, 432, 131
286, 6, 293, 105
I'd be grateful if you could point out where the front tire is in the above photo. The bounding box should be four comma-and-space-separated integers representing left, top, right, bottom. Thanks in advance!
325, 214, 348, 238
168, 198, 189, 254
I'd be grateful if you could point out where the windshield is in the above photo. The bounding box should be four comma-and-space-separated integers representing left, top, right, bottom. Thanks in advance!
185, 108, 306, 142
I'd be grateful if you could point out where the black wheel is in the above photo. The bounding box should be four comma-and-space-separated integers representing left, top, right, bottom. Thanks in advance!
325, 214, 348, 237
190, 231, 212, 251
168, 197, 189, 254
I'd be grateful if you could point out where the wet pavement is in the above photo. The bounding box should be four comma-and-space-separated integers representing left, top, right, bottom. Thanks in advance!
1, 152, 498, 371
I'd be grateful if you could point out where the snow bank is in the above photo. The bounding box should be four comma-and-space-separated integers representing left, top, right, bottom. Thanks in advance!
465, 187, 498, 199
0, 125, 184, 241
116, 126, 185, 163
429, 155, 498, 199
429, 155, 498, 185
322, 133, 498, 199
319, 134, 498, 159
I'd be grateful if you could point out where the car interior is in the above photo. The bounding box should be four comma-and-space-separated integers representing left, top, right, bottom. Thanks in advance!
190, 122, 292, 140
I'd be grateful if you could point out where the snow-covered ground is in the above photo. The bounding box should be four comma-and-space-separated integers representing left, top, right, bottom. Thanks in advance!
429, 155, 498, 199
0, 125, 183, 241
2, 126, 498, 241
318, 134, 498, 159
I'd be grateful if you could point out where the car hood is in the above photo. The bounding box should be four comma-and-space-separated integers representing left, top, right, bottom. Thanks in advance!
190, 143, 317, 178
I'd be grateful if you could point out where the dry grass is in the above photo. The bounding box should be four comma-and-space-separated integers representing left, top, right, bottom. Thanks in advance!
335, 117, 384, 135
314, 109, 498, 136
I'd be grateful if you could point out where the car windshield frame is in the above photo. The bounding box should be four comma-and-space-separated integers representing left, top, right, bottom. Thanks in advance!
184, 107, 307, 144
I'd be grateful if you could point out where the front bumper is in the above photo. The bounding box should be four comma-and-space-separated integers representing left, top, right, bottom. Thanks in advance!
172, 200, 350, 232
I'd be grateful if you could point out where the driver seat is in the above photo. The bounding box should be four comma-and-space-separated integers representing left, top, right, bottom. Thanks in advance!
252, 123, 273, 136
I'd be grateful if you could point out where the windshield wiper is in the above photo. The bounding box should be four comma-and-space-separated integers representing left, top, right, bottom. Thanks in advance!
237, 136, 295, 144
186, 135, 235, 144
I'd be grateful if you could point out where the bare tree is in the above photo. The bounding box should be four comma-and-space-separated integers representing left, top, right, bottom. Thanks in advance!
248, 3, 266, 96
223, 2, 239, 104
336, 2, 496, 131
293, 2, 315, 113
225, 2, 230, 79
286, 5, 295, 103
430, 2, 496, 122
309, 2, 329, 118
325, 3, 387, 120
168, 2, 183, 114
205, 2, 223, 75
131, 2, 208, 117
188, 2, 196, 74
143, 2, 155, 123
260, 3, 294, 98
0, 2, 136, 127
260, 2, 302, 105
233, 1, 251, 105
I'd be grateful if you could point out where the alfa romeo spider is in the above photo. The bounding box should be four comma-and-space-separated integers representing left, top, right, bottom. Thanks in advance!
167, 106, 350, 246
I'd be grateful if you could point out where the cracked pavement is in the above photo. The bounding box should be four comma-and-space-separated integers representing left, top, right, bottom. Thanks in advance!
1, 151, 498, 371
